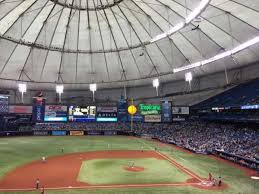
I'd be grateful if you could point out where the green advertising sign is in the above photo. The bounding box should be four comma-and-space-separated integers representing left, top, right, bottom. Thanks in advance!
139, 104, 161, 115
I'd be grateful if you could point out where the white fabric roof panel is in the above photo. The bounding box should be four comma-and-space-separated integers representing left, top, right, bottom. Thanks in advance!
0, 0, 36, 34
0, 0, 258, 89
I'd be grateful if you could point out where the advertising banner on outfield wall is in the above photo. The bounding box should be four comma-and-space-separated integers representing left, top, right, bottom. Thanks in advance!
144, 115, 161, 123
104, 131, 117, 136
52, 130, 66, 136
9, 105, 32, 114
33, 131, 49, 136
70, 131, 84, 136
87, 131, 102, 135
161, 101, 172, 122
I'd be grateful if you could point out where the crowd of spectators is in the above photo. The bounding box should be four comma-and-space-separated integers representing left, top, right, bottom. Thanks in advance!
133, 122, 258, 162
29, 121, 259, 163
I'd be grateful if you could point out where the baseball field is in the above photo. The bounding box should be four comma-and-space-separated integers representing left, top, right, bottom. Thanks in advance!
0, 136, 258, 194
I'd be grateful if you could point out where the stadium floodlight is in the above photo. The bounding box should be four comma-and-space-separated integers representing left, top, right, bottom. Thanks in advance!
90, 83, 97, 102
185, 72, 193, 91
56, 85, 64, 94
90, 83, 97, 92
18, 83, 27, 93
185, 72, 193, 82
153, 78, 159, 96
18, 83, 27, 104
173, 36, 259, 73
56, 84, 64, 103
150, 0, 211, 43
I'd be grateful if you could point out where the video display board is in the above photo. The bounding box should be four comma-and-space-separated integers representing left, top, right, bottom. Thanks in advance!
44, 105, 68, 122
162, 101, 172, 122
96, 107, 118, 122
117, 99, 128, 122
32, 97, 45, 122
139, 104, 161, 115
0, 95, 9, 113
172, 107, 189, 115
68, 106, 96, 122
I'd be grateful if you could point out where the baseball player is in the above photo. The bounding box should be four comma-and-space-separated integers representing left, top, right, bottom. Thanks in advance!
35, 178, 40, 189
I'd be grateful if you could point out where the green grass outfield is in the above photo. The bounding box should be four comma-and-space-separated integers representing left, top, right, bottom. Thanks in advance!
78, 158, 189, 184
0, 136, 258, 194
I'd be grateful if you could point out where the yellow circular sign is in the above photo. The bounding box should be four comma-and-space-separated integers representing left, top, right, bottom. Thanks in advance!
128, 105, 137, 115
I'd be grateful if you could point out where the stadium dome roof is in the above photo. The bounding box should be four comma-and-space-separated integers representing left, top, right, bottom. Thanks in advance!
0, 0, 259, 90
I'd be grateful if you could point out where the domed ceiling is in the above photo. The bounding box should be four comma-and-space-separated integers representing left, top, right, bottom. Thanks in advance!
0, 0, 258, 89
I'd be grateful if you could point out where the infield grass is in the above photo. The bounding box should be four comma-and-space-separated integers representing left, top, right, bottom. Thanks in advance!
78, 158, 189, 184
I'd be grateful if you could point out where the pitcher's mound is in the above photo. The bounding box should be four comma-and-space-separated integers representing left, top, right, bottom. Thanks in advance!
124, 166, 145, 172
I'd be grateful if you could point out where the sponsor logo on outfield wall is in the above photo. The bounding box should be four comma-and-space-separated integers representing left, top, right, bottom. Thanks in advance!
52, 130, 66, 136
70, 131, 84, 136
144, 115, 161, 123
33, 131, 49, 136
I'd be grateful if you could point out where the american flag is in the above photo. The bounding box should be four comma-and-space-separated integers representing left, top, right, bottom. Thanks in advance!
0, 96, 9, 113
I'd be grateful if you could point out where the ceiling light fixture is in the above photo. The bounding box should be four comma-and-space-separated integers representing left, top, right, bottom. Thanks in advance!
152, 78, 160, 96
90, 83, 97, 102
18, 83, 27, 104
56, 84, 64, 103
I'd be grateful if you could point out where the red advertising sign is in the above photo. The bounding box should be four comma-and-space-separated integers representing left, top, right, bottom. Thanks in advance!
9, 105, 32, 114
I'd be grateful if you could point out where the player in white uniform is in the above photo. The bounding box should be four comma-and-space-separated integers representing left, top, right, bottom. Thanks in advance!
42, 156, 46, 163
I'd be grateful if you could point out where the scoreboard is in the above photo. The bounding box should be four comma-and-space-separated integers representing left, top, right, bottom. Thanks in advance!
0, 95, 9, 113
44, 105, 67, 122
96, 107, 117, 122
68, 106, 96, 122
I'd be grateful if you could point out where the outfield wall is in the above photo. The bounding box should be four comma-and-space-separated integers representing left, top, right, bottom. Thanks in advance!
0, 130, 132, 137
